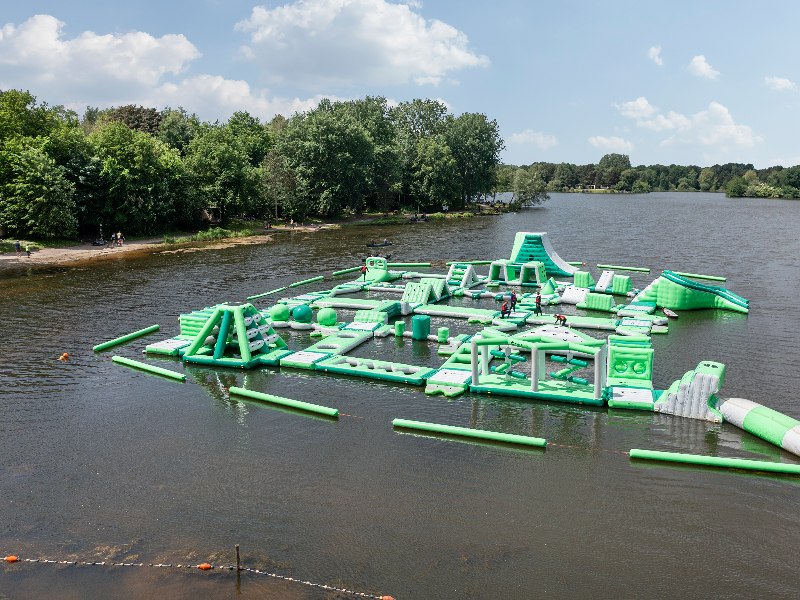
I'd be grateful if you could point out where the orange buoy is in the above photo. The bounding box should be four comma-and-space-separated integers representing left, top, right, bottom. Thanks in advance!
198, 563, 211, 570
380, 596, 395, 600
63, 353, 69, 358
5, 556, 19, 562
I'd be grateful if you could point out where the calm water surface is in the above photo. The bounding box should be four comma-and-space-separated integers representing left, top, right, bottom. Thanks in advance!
1, 192, 799, 599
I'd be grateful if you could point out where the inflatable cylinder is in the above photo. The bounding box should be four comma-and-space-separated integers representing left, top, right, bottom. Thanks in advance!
394, 321, 406, 336
718, 397, 800, 458
393, 419, 546, 447
437, 327, 449, 343
630, 449, 800, 475
411, 315, 430, 340
112, 356, 186, 381
229, 386, 338, 417
93, 324, 160, 352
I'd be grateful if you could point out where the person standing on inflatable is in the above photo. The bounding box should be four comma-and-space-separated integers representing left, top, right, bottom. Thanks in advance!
534, 292, 543, 316
361, 264, 368, 280
510, 291, 517, 311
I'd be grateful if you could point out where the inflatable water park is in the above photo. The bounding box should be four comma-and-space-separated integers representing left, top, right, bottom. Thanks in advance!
96, 232, 800, 473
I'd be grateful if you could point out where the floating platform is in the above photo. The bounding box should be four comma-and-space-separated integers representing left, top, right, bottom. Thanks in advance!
316, 356, 436, 385
470, 374, 603, 406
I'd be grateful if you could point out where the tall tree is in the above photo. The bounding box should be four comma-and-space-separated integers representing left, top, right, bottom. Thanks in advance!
513, 166, 549, 206
412, 136, 459, 211
445, 113, 505, 207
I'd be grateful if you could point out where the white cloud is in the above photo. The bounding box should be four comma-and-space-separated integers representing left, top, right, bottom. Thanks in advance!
658, 102, 761, 149
765, 76, 797, 91
0, 15, 200, 92
638, 111, 691, 131
688, 55, 719, 79
235, 0, 490, 88
588, 136, 633, 152
508, 129, 558, 149
614, 96, 657, 119
648, 46, 663, 66
150, 75, 345, 119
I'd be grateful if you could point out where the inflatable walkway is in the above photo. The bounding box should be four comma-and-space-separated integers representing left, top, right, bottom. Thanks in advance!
509, 232, 578, 278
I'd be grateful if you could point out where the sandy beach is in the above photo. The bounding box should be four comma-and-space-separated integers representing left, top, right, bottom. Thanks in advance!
0, 226, 332, 273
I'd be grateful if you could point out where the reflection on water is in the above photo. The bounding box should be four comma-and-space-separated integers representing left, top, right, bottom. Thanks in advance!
1, 192, 800, 599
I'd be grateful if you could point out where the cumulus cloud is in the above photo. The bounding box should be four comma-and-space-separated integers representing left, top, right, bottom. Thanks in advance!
648, 46, 663, 66
150, 75, 345, 119
508, 129, 558, 149
765, 76, 797, 91
235, 0, 490, 87
588, 136, 633, 152
688, 55, 719, 79
637, 111, 691, 131
0, 14, 200, 94
614, 97, 657, 119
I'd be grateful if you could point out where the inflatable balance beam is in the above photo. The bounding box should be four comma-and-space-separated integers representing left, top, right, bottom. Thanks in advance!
630, 449, 800, 475
229, 386, 338, 417
393, 419, 546, 447
112, 355, 186, 381
94, 325, 160, 351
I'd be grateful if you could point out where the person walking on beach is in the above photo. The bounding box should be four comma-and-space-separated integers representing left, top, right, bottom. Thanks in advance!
117, 232, 123, 246
14, 240, 21, 258
534, 292, 543, 316
110, 232, 116, 245
25, 243, 31, 258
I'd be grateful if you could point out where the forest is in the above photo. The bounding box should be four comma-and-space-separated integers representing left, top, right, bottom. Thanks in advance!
497, 153, 800, 199
0, 90, 503, 238
1, 88, 796, 241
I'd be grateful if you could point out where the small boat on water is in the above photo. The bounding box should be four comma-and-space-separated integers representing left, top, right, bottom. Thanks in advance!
662, 308, 679, 319
366, 241, 392, 247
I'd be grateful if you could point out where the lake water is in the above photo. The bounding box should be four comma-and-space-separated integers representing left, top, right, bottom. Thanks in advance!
1, 192, 799, 599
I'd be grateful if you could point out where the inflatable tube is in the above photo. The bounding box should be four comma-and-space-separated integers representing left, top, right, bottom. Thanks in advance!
332, 266, 362, 276
445, 260, 492, 265
112, 356, 186, 381
289, 276, 324, 288
596, 264, 651, 273
387, 263, 431, 268
717, 397, 800, 457
247, 287, 287, 300
629, 449, 800, 475
229, 386, 338, 417
671, 271, 727, 282
393, 419, 546, 447
94, 325, 160, 352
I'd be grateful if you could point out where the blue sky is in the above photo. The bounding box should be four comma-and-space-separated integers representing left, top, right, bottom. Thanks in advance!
2, 0, 798, 168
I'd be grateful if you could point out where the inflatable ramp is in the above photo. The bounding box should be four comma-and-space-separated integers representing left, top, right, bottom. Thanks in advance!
634, 270, 748, 313
509, 232, 578, 278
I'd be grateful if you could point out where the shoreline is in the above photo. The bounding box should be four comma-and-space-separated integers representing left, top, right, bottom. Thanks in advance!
0, 225, 334, 273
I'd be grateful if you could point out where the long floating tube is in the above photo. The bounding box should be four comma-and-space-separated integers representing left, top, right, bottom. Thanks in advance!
112, 356, 186, 381
596, 264, 651, 273
393, 419, 546, 447
289, 276, 324, 288
387, 263, 431, 268
332, 266, 363, 276
670, 271, 727, 282
629, 449, 800, 475
229, 386, 338, 417
445, 260, 493, 265
567, 261, 586, 266
93, 325, 160, 352
247, 287, 288, 300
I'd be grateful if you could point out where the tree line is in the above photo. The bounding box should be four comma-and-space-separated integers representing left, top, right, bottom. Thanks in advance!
497, 154, 800, 199
0, 90, 504, 238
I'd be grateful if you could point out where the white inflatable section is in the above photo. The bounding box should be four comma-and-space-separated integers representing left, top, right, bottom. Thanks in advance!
561, 286, 589, 304
716, 397, 761, 428
520, 232, 580, 275
595, 270, 614, 293
781, 426, 800, 456
654, 373, 721, 422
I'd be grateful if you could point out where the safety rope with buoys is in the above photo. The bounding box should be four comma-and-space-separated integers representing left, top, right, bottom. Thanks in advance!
3, 554, 394, 599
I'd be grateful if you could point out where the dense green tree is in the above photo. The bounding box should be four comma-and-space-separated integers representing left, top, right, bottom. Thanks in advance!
631, 180, 651, 194
94, 121, 187, 234
281, 100, 373, 217
445, 113, 505, 206
226, 111, 272, 166
726, 176, 746, 197
615, 168, 639, 191
513, 166, 549, 206
158, 107, 201, 155
0, 146, 78, 237
598, 153, 631, 171
412, 136, 459, 211
108, 105, 163, 135
698, 168, 715, 191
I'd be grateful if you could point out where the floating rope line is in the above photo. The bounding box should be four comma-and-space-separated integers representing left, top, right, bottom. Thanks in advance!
3, 556, 394, 598
547, 443, 629, 455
